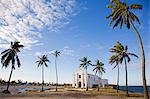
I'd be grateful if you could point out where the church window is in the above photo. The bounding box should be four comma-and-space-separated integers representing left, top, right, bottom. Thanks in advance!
79, 75, 81, 78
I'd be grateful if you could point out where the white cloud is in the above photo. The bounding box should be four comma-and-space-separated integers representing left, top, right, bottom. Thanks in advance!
34, 43, 44, 46
34, 46, 76, 57
64, 46, 70, 49
0, 0, 77, 48
0, 43, 9, 49
61, 46, 75, 57
48, 50, 55, 55
48, 46, 76, 57
34, 52, 43, 56
80, 44, 91, 48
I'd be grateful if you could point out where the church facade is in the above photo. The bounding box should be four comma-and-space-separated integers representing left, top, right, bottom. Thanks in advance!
72, 68, 108, 88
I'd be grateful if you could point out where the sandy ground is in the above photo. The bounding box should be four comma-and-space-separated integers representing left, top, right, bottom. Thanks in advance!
0, 91, 137, 99
0, 85, 145, 99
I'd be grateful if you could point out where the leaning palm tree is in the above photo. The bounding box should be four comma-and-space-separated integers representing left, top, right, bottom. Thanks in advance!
1, 41, 24, 93
109, 52, 121, 93
93, 60, 105, 91
36, 55, 49, 92
79, 57, 92, 91
107, 0, 149, 98
52, 50, 61, 91
110, 42, 138, 96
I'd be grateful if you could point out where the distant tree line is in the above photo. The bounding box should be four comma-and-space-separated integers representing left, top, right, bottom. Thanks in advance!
0, 78, 63, 86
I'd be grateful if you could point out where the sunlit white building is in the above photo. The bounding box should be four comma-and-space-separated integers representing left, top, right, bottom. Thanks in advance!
72, 68, 108, 88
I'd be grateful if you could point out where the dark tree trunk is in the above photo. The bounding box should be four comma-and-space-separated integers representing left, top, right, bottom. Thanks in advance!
6, 67, 14, 91
55, 57, 58, 92
41, 65, 44, 92
130, 20, 149, 99
98, 73, 101, 91
124, 58, 129, 97
86, 67, 88, 91
117, 65, 119, 93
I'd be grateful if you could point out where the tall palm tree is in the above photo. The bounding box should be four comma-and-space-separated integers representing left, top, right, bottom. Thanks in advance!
1, 41, 24, 93
109, 51, 121, 93
36, 55, 49, 92
79, 57, 92, 91
52, 50, 60, 91
110, 42, 138, 96
107, 0, 149, 98
93, 60, 105, 91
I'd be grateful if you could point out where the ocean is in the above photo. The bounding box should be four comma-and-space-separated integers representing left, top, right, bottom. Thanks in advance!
118, 86, 150, 93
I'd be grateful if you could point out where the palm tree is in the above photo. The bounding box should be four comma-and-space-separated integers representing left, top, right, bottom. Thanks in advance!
52, 50, 60, 91
109, 51, 121, 93
107, 0, 149, 98
1, 41, 24, 93
36, 55, 49, 92
79, 57, 92, 91
110, 42, 138, 96
93, 60, 105, 91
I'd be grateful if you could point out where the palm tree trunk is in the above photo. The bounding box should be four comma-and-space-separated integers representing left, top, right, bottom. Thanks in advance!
124, 58, 129, 97
86, 67, 88, 91
6, 67, 14, 91
98, 73, 100, 91
117, 65, 119, 93
41, 65, 44, 92
130, 20, 149, 99
55, 57, 58, 91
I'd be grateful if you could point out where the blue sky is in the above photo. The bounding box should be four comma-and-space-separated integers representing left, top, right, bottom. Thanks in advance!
0, 0, 149, 86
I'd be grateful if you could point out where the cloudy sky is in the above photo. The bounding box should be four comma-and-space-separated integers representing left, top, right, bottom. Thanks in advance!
0, 0, 149, 85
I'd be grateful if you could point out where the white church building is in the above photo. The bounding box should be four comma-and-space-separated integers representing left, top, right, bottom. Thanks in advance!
72, 68, 108, 88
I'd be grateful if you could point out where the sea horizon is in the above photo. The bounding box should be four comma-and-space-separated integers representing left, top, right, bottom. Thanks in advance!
118, 86, 150, 93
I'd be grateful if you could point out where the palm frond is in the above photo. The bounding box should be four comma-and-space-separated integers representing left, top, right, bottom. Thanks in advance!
44, 62, 48, 67
107, 0, 142, 30
16, 55, 21, 68
12, 56, 15, 69
93, 67, 97, 71
2, 54, 11, 68
120, 16, 123, 29
1, 49, 10, 54
95, 70, 98, 75
36, 55, 49, 68
126, 55, 131, 63
106, 12, 114, 19
113, 16, 122, 29
11, 42, 13, 47
102, 68, 106, 73
125, 45, 128, 51
110, 9, 121, 25
35, 60, 40, 63
109, 54, 120, 65
129, 11, 141, 24
37, 62, 41, 67
52, 50, 61, 58
93, 60, 105, 76
112, 63, 118, 70
79, 57, 91, 69
1, 41, 23, 69
128, 53, 138, 58
1, 52, 9, 63
130, 4, 142, 9
126, 14, 130, 29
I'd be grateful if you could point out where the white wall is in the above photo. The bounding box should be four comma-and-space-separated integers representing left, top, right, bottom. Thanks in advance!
72, 68, 108, 88
72, 69, 87, 88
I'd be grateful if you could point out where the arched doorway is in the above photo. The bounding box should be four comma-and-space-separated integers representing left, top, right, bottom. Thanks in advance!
78, 82, 81, 88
